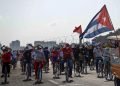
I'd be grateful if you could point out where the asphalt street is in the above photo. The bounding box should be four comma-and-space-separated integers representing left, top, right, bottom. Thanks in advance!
0, 62, 114, 86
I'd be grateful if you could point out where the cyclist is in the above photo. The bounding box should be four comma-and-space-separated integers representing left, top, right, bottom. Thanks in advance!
88, 45, 94, 70
33, 45, 46, 83
59, 46, 64, 73
93, 44, 103, 73
50, 47, 59, 75
62, 43, 74, 78
43, 47, 50, 72
72, 44, 80, 76
79, 45, 84, 73
21, 50, 26, 74
1, 46, 11, 83
102, 47, 112, 80
23, 44, 33, 81
81, 45, 88, 74
11, 50, 17, 69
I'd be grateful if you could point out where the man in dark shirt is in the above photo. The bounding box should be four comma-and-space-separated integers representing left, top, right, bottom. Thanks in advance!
23, 44, 33, 81
43, 47, 50, 71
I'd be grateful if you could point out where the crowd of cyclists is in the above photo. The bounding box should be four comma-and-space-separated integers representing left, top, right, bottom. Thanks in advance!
0, 42, 115, 84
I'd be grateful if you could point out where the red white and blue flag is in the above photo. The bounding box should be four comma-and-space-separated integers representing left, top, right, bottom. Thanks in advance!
80, 5, 114, 38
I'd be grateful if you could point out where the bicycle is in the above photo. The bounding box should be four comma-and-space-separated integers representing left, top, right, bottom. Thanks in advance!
82, 58, 87, 74
97, 59, 104, 78
1, 63, 9, 84
74, 60, 81, 77
23, 63, 32, 81
53, 61, 60, 79
89, 59, 95, 71
44, 62, 49, 73
104, 60, 113, 81
64, 59, 69, 82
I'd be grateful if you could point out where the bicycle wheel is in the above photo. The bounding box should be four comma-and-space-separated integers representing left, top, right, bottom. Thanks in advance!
26, 64, 29, 79
1, 64, 9, 84
90, 60, 94, 70
54, 63, 57, 77
85, 62, 87, 74
108, 67, 113, 81
45, 62, 48, 73
83, 60, 87, 74
38, 68, 42, 81
57, 63, 60, 77
77, 62, 81, 77
97, 62, 102, 77
65, 62, 69, 82
4, 66, 8, 83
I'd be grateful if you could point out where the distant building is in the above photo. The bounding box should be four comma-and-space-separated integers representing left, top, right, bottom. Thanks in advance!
19, 46, 25, 50
34, 41, 57, 49
10, 40, 20, 50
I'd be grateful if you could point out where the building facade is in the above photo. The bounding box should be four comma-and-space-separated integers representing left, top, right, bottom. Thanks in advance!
10, 40, 20, 50
34, 41, 57, 49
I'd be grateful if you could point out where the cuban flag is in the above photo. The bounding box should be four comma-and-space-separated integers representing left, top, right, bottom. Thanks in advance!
80, 5, 114, 39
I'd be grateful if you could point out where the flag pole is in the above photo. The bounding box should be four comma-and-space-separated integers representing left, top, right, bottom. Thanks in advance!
79, 37, 82, 45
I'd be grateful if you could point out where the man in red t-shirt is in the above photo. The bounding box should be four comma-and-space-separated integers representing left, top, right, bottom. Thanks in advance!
51, 47, 59, 74
1, 46, 11, 78
62, 43, 74, 77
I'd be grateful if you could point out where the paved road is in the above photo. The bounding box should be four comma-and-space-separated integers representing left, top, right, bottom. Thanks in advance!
0, 62, 114, 86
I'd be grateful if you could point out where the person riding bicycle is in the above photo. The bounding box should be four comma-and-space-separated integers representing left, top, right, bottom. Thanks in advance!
33, 45, 46, 83
11, 50, 17, 69
23, 44, 33, 81
88, 45, 94, 70
50, 47, 59, 74
102, 47, 112, 79
43, 47, 50, 72
72, 44, 80, 76
59, 46, 64, 73
1, 46, 11, 80
62, 43, 74, 78
93, 43, 103, 73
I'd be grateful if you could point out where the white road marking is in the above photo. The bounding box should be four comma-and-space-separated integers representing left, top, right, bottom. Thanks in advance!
59, 84, 84, 86
49, 80, 59, 85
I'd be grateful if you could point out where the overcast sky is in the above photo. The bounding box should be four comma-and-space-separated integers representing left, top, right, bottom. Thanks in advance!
0, 0, 120, 46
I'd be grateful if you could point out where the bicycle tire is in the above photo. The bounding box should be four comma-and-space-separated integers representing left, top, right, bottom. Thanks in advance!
4, 66, 7, 83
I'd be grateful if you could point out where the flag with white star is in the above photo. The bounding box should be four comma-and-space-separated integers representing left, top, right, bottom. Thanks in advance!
80, 5, 114, 38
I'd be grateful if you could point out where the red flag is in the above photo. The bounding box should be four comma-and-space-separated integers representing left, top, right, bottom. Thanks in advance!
73, 25, 82, 34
